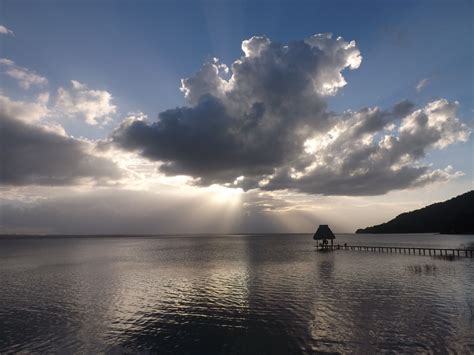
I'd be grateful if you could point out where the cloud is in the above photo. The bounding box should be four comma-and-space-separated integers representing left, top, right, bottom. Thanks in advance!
0, 96, 122, 186
0, 25, 14, 36
262, 99, 469, 195
110, 34, 470, 196
0, 188, 248, 234
0, 184, 437, 234
0, 94, 49, 123
55, 80, 117, 125
416, 78, 429, 92
112, 33, 361, 185
0, 58, 48, 89
0, 187, 322, 234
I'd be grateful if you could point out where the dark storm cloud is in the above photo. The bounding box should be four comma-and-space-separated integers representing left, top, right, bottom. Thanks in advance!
111, 34, 469, 196
0, 113, 122, 186
112, 95, 302, 184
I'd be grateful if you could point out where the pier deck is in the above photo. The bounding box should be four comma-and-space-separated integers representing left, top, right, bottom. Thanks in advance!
318, 245, 474, 258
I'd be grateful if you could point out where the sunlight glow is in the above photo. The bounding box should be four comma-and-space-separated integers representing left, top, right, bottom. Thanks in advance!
207, 184, 243, 205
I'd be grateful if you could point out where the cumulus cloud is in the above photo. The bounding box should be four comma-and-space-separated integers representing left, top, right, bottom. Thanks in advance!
416, 78, 429, 92
0, 58, 48, 89
110, 34, 469, 196
112, 34, 358, 182
55, 80, 117, 125
0, 94, 49, 123
0, 25, 14, 36
0, 96, 122, 186
263, 99, 469, 195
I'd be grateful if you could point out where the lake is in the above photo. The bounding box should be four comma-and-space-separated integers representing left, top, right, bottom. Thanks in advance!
0, 234, 473, 353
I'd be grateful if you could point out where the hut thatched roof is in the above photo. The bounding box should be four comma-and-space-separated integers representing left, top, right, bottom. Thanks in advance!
313, 224, 335, 240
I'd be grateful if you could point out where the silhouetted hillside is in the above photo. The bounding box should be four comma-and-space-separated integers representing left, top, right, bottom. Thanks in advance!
356, 191, 474, 234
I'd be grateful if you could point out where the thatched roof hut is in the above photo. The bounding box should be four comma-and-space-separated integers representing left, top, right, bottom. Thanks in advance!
313, 224, 335, 240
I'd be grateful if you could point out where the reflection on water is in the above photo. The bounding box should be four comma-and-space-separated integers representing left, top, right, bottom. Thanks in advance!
0, 234, 473, 353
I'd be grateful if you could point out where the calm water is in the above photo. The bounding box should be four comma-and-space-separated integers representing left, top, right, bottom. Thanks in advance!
0, 234, 473, 354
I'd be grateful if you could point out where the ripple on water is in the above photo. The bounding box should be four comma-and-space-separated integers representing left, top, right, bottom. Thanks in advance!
0, 234, 473, 353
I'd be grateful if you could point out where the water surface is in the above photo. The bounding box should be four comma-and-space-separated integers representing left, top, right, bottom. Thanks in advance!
0, 234, 473, 353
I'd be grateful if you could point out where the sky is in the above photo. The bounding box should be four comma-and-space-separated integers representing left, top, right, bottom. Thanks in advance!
0, 0, 473, 234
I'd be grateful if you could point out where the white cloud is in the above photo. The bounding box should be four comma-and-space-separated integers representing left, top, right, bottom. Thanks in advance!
0, 58, 14, 65
304, 33, 362, 95
0, 58, 48, 89
180, 33, 361, 107
55, 80, 117, 125
263, 99, 469, 195
416, 78, 429, 92
399, 99, 469, 149
0, 25, 14, 36
112, 34, 469, 196
0, 93, 123, 186
0, 94, 50, 124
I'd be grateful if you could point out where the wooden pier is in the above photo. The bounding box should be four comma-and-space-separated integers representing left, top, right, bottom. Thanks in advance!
319, 244, 474, 258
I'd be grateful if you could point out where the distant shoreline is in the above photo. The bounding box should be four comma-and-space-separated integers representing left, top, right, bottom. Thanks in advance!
356, 191, 474, 235
1, 232, 473, 239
